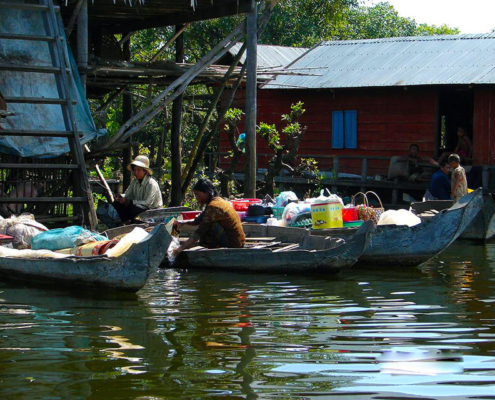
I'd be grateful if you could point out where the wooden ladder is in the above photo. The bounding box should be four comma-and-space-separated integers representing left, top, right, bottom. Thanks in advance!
0, 0, 97, 228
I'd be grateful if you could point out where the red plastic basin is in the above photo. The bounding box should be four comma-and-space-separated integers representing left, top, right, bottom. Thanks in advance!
231, 198, 262, 212
180, 211, 201, 220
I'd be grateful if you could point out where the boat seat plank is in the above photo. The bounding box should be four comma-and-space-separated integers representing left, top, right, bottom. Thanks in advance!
245, 237, 277, 242
272, 243, 300, 252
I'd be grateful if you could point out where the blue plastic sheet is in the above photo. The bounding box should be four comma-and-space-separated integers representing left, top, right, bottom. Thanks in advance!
31, 226, 107, 251
0, 0, 105, 157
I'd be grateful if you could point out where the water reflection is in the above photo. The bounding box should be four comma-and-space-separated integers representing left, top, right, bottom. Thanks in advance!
0, 241, 495, 398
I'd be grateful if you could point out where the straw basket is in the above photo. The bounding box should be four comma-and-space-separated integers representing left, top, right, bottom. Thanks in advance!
351, 191, 385, 224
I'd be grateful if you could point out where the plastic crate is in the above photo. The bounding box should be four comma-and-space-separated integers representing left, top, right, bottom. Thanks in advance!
271, 206, 285, 220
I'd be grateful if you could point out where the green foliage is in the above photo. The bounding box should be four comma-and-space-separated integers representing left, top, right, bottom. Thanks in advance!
336, 2, 459, 40
224, 108, 244, 125
281, 101, 305, 124
258, 122, 281, 151
282, 123, 301, 140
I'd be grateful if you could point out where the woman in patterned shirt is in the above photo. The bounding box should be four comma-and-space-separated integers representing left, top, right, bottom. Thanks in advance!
173, 178, 245, 256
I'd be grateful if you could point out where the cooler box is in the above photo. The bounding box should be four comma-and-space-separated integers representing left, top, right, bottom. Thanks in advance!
311, 201, 343, 229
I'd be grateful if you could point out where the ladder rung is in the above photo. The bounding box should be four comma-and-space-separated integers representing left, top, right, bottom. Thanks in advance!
0, 130, 82, 138
0, 197, 85, 204
4, 97, 76, 105
0, 163, 80, 170
0, 33, 55, 42
0, 64, 68, 74
0, 3, 60, 12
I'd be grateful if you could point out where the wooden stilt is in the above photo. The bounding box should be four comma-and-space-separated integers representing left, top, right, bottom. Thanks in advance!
76, 0, 88, 92
244, 1, 258, 198
122, 35, 132, 191
170, 25, 185, 206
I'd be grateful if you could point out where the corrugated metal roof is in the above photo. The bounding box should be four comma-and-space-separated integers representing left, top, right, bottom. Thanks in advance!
263, 33, 495, 89
228, 43, 309, 69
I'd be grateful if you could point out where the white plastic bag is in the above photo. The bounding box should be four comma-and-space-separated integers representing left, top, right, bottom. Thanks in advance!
167, 236, 181, 265
276, 191, 298, 207
377, 209, 421, 227
282, 202, 311, 225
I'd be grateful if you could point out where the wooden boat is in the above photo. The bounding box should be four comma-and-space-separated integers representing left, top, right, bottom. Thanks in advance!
163, 220, 374, 273
0, 224, 170, 292
303, 189, 484, 267
411, 193, 495, 241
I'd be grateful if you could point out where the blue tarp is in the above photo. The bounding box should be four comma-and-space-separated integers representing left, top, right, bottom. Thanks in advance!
0, 0, 105, 158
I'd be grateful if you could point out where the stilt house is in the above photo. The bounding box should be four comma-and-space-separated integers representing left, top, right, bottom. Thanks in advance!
220, 34, 495, 199
0, 0, 262, 226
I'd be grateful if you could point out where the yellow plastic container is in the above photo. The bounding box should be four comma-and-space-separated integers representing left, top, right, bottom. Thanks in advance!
311, 201, 343, 229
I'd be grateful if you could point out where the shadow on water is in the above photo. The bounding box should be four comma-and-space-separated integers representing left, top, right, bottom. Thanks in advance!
1, 241, 495, 398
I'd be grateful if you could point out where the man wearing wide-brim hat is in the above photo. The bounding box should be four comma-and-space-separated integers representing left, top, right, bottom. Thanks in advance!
112, 155, 163, 223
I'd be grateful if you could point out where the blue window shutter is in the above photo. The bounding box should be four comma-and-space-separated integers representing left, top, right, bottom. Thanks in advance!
344, 110, 357, 149
332, 111, 344, 149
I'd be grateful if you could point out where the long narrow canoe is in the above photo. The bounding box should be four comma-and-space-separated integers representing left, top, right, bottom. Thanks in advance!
0, 224, 170, 292
300, 189, 484, 267
411, 194, 495, 241
163, 220, 374, 273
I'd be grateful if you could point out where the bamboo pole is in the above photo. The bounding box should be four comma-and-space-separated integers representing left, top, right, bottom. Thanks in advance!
149, 23, 189, 64
181, 62, 248, 194
101, 28, 246, 149
181, 42, 247, 182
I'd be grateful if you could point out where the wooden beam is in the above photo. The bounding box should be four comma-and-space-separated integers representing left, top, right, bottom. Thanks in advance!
109, 1, 254, 33
244, 1, 257, 198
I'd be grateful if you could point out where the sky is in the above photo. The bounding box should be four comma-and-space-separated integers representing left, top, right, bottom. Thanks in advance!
365, 0, 495, 34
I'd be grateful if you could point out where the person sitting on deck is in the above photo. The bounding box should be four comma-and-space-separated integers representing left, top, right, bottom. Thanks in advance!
112, 155, 163, 223
173, 178, 245, 256
449, 153, 468, 203
429, 160, 451, 200
397, 144, 436, 183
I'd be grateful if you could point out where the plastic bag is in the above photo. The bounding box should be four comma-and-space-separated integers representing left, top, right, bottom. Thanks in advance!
0, 214, 48, 249
276, 191, 298, 207
167, 236, 181, 265
31, 226, 107, 251
377, 209, 421, 227
282, 202, 311, 225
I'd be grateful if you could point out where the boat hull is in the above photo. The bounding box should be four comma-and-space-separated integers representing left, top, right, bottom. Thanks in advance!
166, 221, 374, 273
311, 189, 483, 267
459, 194, 495, 240
0, 224, 170, 292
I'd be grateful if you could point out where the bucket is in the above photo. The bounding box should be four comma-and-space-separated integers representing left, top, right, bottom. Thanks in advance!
342, 206, 358, 222
311, 200, 343, 229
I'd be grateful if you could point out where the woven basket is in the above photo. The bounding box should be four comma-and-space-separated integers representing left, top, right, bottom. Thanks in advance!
351, 191, 385, 224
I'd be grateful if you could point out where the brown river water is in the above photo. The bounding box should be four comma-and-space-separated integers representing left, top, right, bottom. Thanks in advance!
1, 241, 495, 399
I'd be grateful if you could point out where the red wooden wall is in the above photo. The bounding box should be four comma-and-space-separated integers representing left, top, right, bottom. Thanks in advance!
473, 87, 495, 166
219, 86, 438, 176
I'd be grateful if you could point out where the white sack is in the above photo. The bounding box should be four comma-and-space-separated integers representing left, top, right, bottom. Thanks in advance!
377, 209, 422, 227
